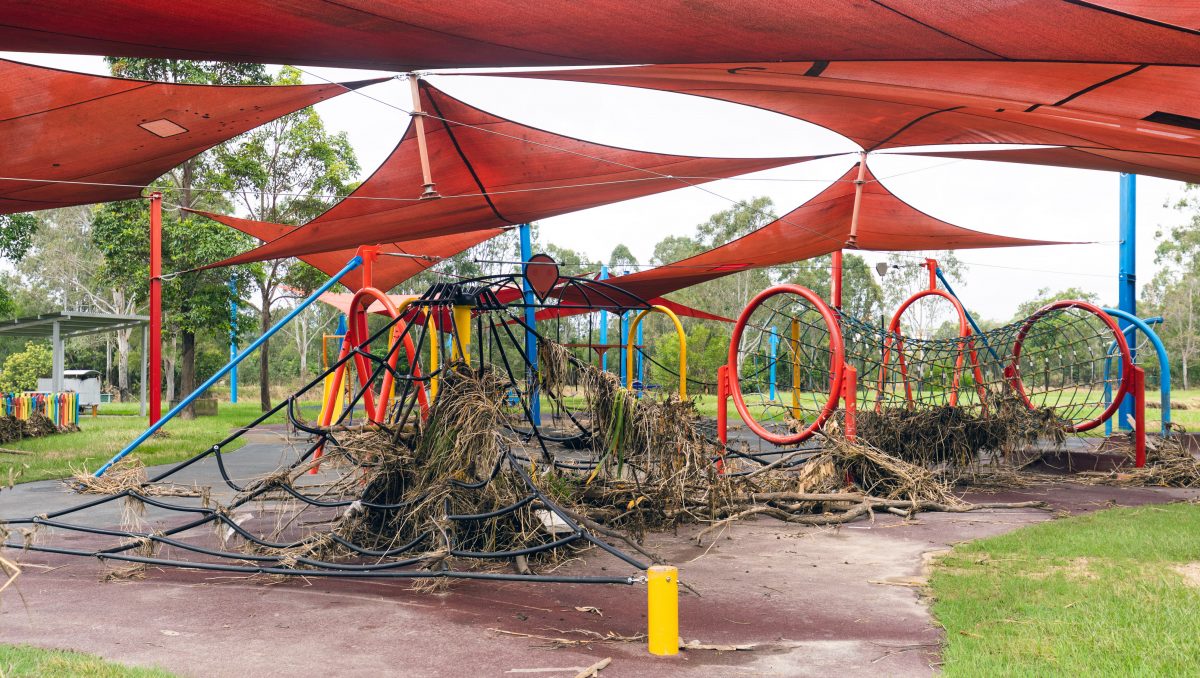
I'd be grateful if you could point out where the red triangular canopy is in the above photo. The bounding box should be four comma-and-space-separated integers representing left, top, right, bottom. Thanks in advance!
898, 146, 1200, 184
187, 209, 503, 292
563, 161, 1063, 304
0, 2, 1198, 68
206, 81, 816, 268
512, 61, 1200, 183
0, 59, 383, 215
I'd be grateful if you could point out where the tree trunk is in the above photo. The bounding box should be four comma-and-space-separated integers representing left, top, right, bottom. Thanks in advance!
164, 332, 177, 405
116, 328, 131, 398
296, 310, 308, 381
1184, 358, 1190, 391
260, 298, 272, 412
179, 330, 196, 419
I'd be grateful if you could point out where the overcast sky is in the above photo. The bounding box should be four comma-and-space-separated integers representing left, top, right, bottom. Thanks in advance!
6, 52, 1190, 322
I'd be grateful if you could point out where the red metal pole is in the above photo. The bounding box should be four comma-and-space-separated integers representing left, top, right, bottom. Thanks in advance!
716, 364, 729, 474
842, 364, 857, 441
148, 192, 163, 425
831, 250, 844, 309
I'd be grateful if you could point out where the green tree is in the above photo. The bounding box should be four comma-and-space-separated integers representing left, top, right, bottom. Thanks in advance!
0, 213, 39, 263
209, 66, 359, 410
0, 341, 52, 392
97, 58, 266, 416
608, 244, 639, 273
1142, 186, 1200, 389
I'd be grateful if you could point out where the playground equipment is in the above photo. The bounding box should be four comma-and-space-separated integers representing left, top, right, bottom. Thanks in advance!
5, 252, 691, 590
718, 259, 1148, 466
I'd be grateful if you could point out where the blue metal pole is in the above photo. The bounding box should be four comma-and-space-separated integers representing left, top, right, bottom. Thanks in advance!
1104, 309, 1171, 436
619, 311, 629, 384
519, 223, 540, 426
1118, 173, 1137, 429
769, 328, 778, 401
935, 267, 999, 361
599, 265, 609, 372
228, 278, 238, 404
636, 321, 644, 386
94, 256, 363, 476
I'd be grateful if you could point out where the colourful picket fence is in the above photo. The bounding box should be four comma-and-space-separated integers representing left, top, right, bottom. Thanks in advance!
2, 391, 78, 428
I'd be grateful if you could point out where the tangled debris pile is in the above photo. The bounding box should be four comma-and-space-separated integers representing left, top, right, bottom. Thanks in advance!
0, 413, 77, 443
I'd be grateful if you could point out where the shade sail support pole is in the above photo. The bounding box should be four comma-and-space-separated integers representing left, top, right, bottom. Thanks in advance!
148, 191, 163, 425
519, 223, 540, 426
845, 151, 868, 249
1118, 173, 1137, 430
408, 74, 440, 200
93, 255, 364, 477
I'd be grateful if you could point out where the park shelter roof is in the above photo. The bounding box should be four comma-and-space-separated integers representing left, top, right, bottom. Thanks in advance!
206, 81, 813, 268
510, 61, 1200, 183
187, 209, 504, 292
0, 59, 382, 215
0, 311, 147, 339
0, 2, 1198, 68
561, 161, 1062, 304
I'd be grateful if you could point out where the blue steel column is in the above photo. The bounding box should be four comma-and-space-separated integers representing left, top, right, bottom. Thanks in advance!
599, 265, 609, 372
769, 328, 778, 401
1118, 173, 1137, 430
519, 224, 540, 426
228, 278, 238, 404
636, 322, 644, 386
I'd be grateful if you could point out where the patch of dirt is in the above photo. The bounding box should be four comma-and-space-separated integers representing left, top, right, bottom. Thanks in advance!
1171, 562, 1200, 588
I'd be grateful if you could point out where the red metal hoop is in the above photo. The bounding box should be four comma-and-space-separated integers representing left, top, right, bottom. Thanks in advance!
1009, 300, 1132, 432
726, 284, 845, 445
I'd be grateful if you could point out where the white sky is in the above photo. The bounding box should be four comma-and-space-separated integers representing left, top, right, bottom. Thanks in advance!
5, 52, 1189, 322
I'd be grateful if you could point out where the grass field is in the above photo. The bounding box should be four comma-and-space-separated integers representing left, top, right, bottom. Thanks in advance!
0, 645, 175, 678
0, 402, 285, 484
931, 502, 1200, 676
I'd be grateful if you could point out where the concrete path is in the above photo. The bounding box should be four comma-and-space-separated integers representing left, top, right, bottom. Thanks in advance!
0, 436, 1195, 677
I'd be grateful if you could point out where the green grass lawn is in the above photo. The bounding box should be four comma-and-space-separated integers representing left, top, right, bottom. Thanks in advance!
931, 502, 1200, 677
0, 402, 285, 484
0, 645, 176, 677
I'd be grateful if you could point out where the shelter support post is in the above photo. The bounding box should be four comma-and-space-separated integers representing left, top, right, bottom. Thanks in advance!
619, 312, 629, 384
519, 223, 540, 426
93, 255, 363, 477
626, 305, 687, 398
148, 191, 162, 425
228, 277, 238, 404
647, 565, 680, 657
716, 365, 729, 446
452, 304, 472, 365
51, 320, 63, 392
1119, 173, 1137, 430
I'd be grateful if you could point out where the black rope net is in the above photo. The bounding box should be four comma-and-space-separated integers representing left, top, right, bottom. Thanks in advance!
732, 288, 1129, 461
0, 277, 672, 585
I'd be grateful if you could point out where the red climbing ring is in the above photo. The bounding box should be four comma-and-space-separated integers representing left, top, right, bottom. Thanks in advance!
726, 284, 845, 446
1009, 299, 1132, 433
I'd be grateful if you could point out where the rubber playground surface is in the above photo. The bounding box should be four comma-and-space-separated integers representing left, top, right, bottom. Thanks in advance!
0, 435, 1194, 678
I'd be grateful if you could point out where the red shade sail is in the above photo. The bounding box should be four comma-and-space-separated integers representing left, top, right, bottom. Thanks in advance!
565, 161, 1063, 304
512, 61, 1200, 183
0, 59, 382, 215
207, 81, 814, 268
0, 2, 1198, 68
187, 209, 503, 292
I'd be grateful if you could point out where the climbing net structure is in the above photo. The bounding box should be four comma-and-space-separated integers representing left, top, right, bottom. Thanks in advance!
725, 275, 1137, 455
0, 271, 679, 584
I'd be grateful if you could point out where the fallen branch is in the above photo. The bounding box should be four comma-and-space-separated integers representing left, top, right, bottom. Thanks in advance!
572, 657, 612, 678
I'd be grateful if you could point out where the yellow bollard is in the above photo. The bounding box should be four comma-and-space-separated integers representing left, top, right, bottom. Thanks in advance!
647, 565, 680, 656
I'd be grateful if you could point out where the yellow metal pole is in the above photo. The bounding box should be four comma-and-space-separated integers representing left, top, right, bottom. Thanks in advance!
625, 305, 687, 398
451, 304, 472, 366
790, 319, 801, 418
647, 565, 680, 656
429, 314, 440, 399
